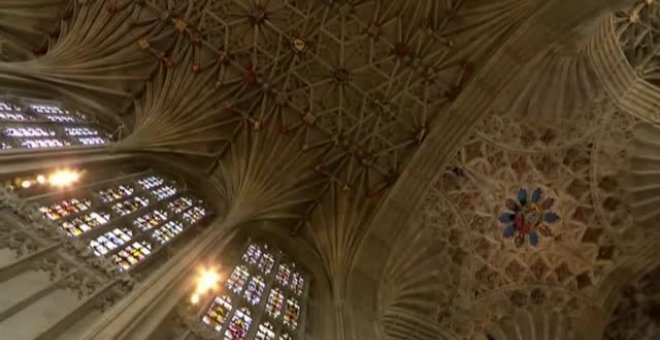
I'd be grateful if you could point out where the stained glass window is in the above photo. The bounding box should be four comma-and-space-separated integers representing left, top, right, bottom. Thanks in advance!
152, 220, 185, 245
113, 241, 152, 271
256, 322, 276, 340
202, 296, 233, 332
290, 272, 304, 296
30, 167, 210, 274
60, 211, 110, 236
40, 198, 92, 221
275, 264, 291, 286
243, 244, 262, 265
258, 252, 275, 274
226, 266, 250, 294
244, 276, 266, 305
265, 288, 284, 319
89, 228, 133, 256
168, 196, 193, 213
283, 298, 300, 330
182, 206, 206, 224
133, 210, 168, 231
196, 242, 308, 339
111, 196, 149, 216
97, 184, 134, 203
137, 176, 164, 190
0, 96, 112, 150
152, 185, 176, 200
225, 308, 252, 340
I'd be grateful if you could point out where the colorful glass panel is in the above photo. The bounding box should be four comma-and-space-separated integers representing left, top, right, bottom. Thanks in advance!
226, 265, 249, 294
3, 126, 55, 137
111, 196, 149, 216
224, 308, 252, 340
97, 184, 134, 203
202, 295, 233, 332
182, 206, 206, 224
40, 198, 91, 221
265, 288, 284, 319
20, 138, 69, 149
257, 252, 275, 274
29, 103, 65, 114
60, 211, 110, 236
255, 322, 276, 340
78, 137, 106, 145
275, 264, 291, 286
112, 241, 152, 271
244, 275, 266, 305
152, 220, 184, 244
89, 228, 133, 256
283, 298, 300, 329
167, 196, 193, 213
137, 176, 164, 190
152, 185, 176, 200
291, 272, 304, 296
133, 209, 168, 231
64, 127, 99, 136
242, 244, 262, 265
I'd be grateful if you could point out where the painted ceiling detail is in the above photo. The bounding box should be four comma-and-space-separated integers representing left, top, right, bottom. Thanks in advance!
499, 187, 560, 248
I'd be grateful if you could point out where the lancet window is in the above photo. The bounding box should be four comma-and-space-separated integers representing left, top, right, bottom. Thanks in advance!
195, 242, 309, 339
0, 96, 113, 150
23, 167, 210, 273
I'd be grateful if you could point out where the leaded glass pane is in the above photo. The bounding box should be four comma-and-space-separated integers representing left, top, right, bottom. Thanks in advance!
265, 288, 284, 319
152, 185, 176, 200
182, 206, 206, 224
242, 243, 262, 265
283, 298, 300, 330
255, 322, 276, 340
89, 228, 133, 256
226, 266, 250, 294
290, 272, 304, 296
258, 252, 275, 274
137, 176, 164, 190
40, 198, 92, 221
111, 196, 149, 216
60, 211, 110, 236
244, 275, 266, 305
97, 184, 134, 203
224, 308, 252, 340
202, 295, 233, 332
113, 240, 152, 271
152, 220, 184, 244
275, 264, 291, 286
133, 209, 168, 231
168, 196, 193, 213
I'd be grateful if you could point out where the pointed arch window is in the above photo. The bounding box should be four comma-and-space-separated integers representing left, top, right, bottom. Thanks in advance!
194, 242, 309, 339
28, 167, 211, 273
0, 96, 114, 150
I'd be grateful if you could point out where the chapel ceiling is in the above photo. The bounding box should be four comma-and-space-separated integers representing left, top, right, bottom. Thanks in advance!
1, 0, 659, 339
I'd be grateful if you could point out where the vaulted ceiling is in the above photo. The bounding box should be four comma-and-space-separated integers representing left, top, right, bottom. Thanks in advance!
1, 0, 659, 339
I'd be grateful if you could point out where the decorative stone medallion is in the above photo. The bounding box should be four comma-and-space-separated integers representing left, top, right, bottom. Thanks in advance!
499, 188, 560, 247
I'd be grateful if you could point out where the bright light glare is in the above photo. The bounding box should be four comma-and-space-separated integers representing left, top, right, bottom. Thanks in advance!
21, 180, 32, 188
48, 169, 81, 187
36, 175, 46, 184
190, 267, 220, 304
196, 268, 220, 294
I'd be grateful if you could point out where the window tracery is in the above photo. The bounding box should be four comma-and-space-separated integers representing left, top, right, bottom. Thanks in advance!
0, 97, 112, 150
195, 242, 309, 339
